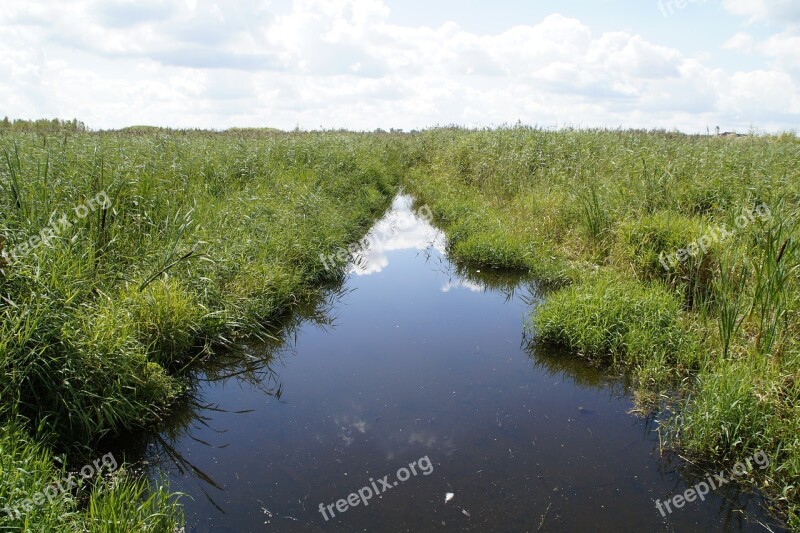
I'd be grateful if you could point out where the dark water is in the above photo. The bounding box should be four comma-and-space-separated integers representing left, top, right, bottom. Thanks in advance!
127, 196, 781, 532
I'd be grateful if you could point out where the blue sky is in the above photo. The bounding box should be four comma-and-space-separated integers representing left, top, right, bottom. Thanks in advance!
1, 0, 799, 132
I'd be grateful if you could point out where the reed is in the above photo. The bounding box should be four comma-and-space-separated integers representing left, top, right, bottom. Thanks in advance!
403, 126, 800, 527
0, 127, 409, 529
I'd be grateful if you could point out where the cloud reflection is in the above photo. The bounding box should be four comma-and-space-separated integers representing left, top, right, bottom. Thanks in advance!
440, 279, 484, 293
348, 195, 445, 276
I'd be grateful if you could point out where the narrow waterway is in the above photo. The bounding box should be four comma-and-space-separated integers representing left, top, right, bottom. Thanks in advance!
129, 195, 778, 531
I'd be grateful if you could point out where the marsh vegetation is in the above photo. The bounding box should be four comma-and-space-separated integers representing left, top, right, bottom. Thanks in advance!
405, 127, 800, 528
1, 124, 798, 530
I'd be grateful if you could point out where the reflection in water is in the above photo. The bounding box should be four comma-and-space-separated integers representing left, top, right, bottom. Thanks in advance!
524, 341, 623, 393
105, 286, 347, 513
115, 195, 785, 532
352, 194, 536, 301
349, 195, 445, 276
521, 343, 777, 530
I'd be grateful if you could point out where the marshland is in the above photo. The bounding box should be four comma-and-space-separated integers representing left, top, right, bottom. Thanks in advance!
0, 122, 798, 531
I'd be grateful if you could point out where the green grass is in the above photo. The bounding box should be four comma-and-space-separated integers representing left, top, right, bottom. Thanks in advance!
0, 423, 183, 531
532, 271, 701, 385
402, 126, 800, 528
0, 127, 409, 530
2, 123, 798, 529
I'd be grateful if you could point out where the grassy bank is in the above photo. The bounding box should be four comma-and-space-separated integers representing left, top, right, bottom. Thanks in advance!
3, 124, 798, 529
1, 128, 406, 529
404, 127, 800, 527
1, 423, 183, 531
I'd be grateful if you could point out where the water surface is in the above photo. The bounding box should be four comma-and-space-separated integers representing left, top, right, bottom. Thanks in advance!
131, 195, 779, 532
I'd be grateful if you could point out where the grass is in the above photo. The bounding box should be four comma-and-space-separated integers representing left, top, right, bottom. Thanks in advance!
0, 127, 409, 530
402, 126, 800, 528
1, 123, 798, 529
0, 423, 184, 531
532, 270, 701, 386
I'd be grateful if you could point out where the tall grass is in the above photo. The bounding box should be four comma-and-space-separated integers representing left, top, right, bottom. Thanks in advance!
2, 124, 797, 528
402, 126, 800, 527
532, 271, 700, 381
578, 184, 610, 255
0, 423, 184, 531
0, 128, 409, 529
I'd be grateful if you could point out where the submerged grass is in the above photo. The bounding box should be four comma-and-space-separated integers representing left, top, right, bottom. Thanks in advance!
403, 126, 800, 528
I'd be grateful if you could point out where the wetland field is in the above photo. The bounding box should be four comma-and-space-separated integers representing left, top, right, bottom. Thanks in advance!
1, 123, 798, 531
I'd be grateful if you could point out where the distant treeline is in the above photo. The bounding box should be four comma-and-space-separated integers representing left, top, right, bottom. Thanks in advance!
0, 117, 87, 133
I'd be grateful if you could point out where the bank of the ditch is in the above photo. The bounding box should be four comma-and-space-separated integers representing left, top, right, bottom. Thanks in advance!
404, 127, 800, 529
0, 127, 407, 530
3, 125, 798, 530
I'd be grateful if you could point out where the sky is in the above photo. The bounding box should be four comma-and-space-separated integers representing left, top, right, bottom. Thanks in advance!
1, 0, 799, 132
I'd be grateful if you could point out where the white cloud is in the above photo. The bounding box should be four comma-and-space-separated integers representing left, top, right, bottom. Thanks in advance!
722, 0, 800, 24
759, 31, 800, 70
0, 0, 799, 131
718, 70, 800, 116
723, 32, 755, 52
